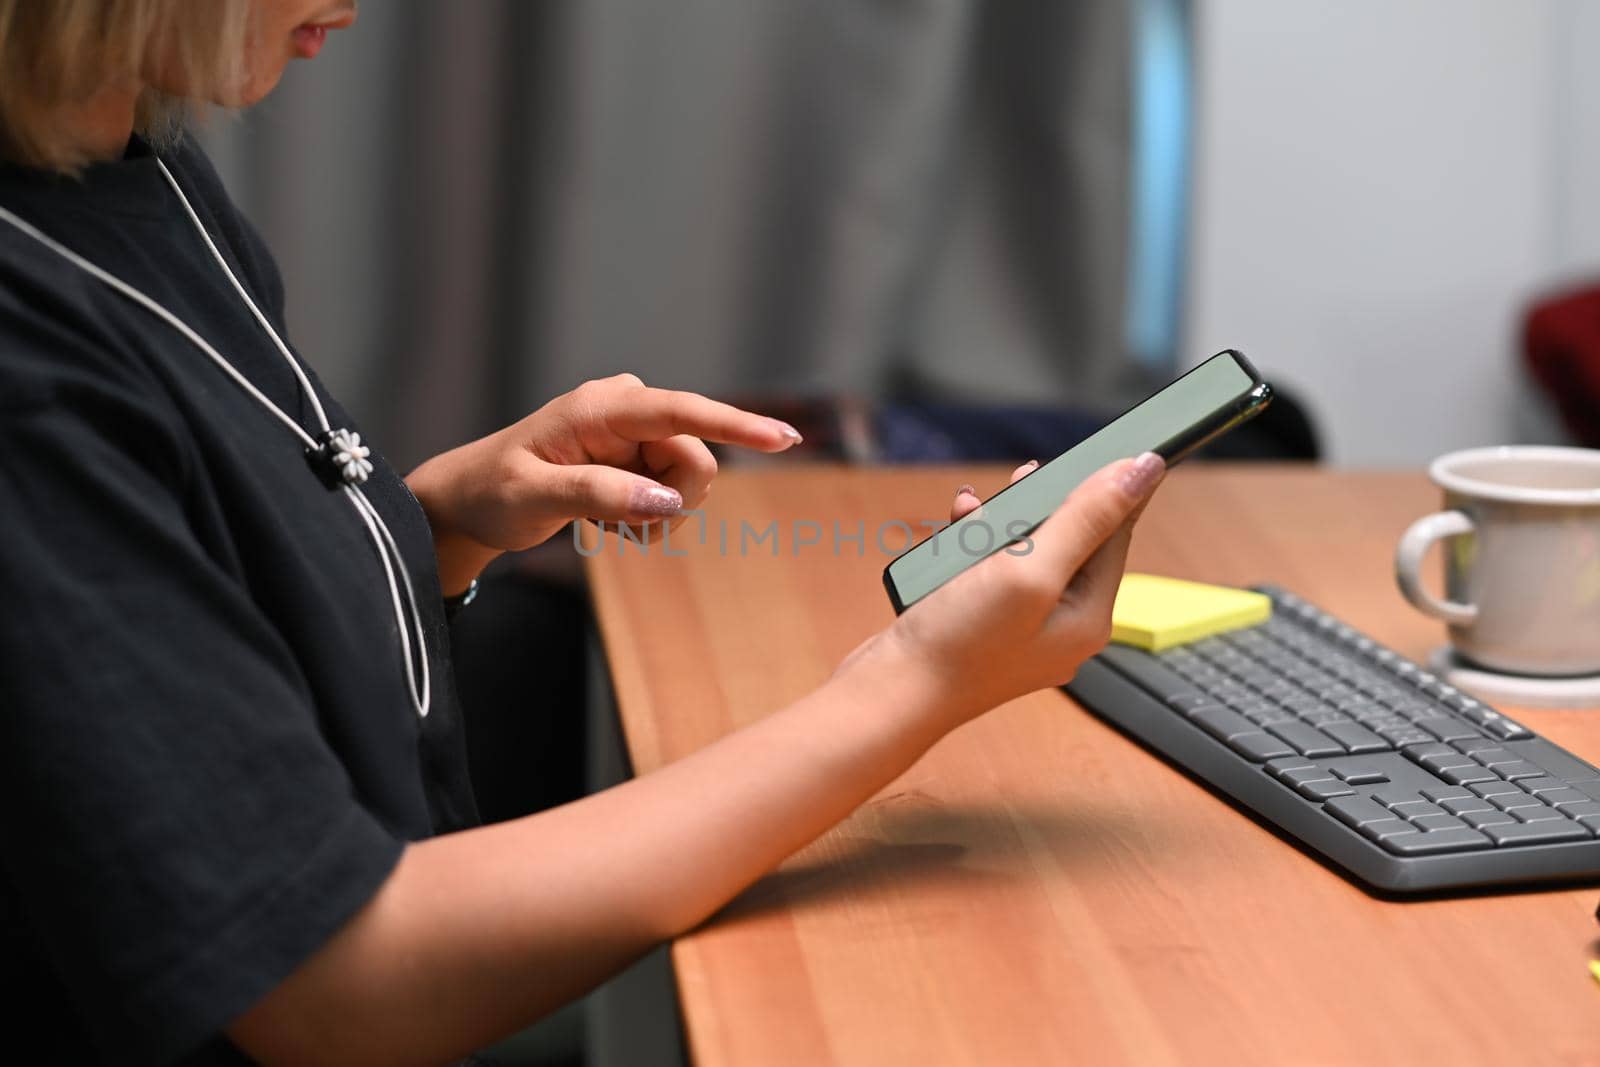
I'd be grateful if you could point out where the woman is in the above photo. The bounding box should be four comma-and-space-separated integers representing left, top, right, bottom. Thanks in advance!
0, 2, 1164, 1064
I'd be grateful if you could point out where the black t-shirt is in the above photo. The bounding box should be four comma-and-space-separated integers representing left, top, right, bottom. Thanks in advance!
0, 135, 478, 1065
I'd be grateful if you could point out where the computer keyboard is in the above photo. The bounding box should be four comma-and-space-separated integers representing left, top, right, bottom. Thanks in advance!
1064, 586, 1600, 892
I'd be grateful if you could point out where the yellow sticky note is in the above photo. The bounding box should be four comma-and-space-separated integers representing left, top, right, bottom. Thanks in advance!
1111, 574, 1272, 652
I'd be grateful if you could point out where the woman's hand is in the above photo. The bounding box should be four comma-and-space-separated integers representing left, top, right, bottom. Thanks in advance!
405, 374, 801, 593
850, 452, 1165, 731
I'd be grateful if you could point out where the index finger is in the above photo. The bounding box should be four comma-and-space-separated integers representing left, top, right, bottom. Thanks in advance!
605, 387, 802, 453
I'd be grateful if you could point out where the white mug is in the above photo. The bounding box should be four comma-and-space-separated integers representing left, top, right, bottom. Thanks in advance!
1395, 445, 1600, 676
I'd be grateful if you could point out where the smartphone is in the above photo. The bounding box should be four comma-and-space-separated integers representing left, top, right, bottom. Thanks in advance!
882, 350, 1272, 613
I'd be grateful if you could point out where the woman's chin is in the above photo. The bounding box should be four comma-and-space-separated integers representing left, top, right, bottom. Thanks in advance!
220, 66, 289, 109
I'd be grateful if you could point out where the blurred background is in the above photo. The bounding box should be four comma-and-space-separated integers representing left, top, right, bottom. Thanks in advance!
201, 0, 1600, 473
198, 2, 1600, 1062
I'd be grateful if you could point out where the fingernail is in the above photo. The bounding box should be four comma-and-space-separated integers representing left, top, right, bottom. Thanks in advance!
955, 483, 978, 499
1024, 459, 1040, 471
630, 484, 683, 517
769, 419, 803, 445
1121, 451, 1165, 498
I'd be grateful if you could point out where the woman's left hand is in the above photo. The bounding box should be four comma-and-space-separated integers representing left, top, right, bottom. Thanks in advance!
406, 373, 801, 592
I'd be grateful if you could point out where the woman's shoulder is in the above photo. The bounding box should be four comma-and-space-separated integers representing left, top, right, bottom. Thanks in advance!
0, 242, 154, 409
0, 242, 188, 483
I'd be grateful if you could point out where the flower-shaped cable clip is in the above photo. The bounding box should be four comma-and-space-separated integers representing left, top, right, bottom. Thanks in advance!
306, 427, 374, 489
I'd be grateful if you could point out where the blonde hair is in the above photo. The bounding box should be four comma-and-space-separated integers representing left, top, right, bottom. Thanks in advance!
0, 0, 250, 172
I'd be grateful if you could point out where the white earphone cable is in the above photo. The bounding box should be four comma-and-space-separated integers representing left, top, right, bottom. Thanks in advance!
154, 163, 334, 435
345, 484, 431, 716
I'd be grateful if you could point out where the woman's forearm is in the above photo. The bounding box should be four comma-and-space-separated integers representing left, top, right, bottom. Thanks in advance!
425, 526, 500, 597
405, 455, 500, 597
228, 634, 958, 1067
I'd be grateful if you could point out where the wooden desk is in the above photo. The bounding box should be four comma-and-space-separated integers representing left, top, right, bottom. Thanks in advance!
585, 465, 1600, 1066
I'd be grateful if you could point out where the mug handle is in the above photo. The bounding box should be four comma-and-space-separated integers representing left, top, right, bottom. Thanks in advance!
1394, 510, 1479, 626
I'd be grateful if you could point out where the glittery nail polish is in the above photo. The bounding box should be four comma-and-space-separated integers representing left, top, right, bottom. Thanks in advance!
1121, 451, 1165, 498
630, 484, 683, 517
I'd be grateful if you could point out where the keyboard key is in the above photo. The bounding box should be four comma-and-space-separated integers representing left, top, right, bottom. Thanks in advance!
1401, 742, 1456, 761
1357, 817, 1415, 842
1390, 800, 1444, 820
1178, 701, 1229, 722
1440, 796, 1496, 815
1484, 821, 1591, 846
1506, 738, 1600, 782
1297, 779, 1355, 801
1513, 806, 1569, 823
1574, 814, 1600, 834
1225, 731, 1297, 762
1192, 706, 1260, 742
1463, 809, 1516, 828
1417, 752, 1477, 774
1282, 767, 1335, 787
1418, 717, 1485, 743
1371, 787, 1424, 810
1557, 800, 1600, 818
1517, 777, 1570, 796
1325, 795, 1393, 828
1411, 813, 1468, 832
1469, 780, 1523, 798
1491, 761, 1543, 781
1440, 765, 1501, 786
1380, 727, 1435, 747
1459, 745, 1516, 766
1379, 828, 1492, 855
1267, 721, 1345, 757
1490, 793, 1546, 812
1480, 716, 1533, 741
1265, 757, 1316, 781
1419, 785, 1473, 802
1332, 766, 1390, 786
1321, 722, 1389, 754
1166, 693, 1213, 712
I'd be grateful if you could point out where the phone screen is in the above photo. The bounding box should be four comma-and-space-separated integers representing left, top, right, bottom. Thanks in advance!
883, 351, 1269, 612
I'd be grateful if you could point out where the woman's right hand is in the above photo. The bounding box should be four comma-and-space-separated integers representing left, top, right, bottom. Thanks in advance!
872, 452, 1166, 730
